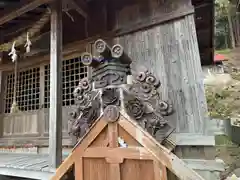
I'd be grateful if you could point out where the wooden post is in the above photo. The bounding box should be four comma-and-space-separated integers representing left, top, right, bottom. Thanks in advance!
0, 30, 3, 63
107, 122, 121, 180
49, 0, 63, 169
0, 30, 3, 137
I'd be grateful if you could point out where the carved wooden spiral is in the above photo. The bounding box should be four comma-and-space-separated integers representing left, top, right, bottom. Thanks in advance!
94, 39, 111, 58
111, 44, 132, 64
81, 52, 93, 66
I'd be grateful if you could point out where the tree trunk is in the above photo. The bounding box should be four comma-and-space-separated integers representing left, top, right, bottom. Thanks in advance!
236, 12, 240, 46
228, 6, 236, 48
232, 16, 238, 45
225, 24, 229, 48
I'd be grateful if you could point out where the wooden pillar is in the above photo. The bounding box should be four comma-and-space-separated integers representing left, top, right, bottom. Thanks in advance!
0, 30, 3, 137
0, 30, 3, 63
49, 0, 63, 169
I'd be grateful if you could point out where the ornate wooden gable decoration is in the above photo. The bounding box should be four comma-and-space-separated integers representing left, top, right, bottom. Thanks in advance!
51, 40, 205, 180
68, 39, 174, 142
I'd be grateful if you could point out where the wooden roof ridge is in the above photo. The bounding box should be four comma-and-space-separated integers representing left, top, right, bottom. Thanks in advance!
118, 110, 205, 180
72, 113, 106, 151
51, 109, 205, 180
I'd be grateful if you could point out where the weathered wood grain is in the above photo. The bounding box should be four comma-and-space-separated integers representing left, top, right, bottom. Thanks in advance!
0, 136, 73, 147
115, 0, 194, 36
0, 71, 3, 137
3, 112, 39, 136
1, 107, 71, 138
49, 0, 63, 169
114, 1, 208, 134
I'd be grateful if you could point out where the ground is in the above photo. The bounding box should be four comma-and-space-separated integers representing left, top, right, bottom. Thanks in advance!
207, 48, 240, 119
208, 48, 240, 178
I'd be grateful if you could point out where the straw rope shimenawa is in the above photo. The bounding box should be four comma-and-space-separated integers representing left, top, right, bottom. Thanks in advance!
0, 8, 51, 52
4, 8, 51, 113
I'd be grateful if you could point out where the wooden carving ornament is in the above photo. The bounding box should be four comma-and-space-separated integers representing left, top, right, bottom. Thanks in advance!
103, 105, 120, 123
68, 39, 175, 143
68, 78, 101, 138
123, 70, 174, 140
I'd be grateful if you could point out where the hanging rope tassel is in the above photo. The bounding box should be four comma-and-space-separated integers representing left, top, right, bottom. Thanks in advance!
24, 32, 32, 53
9, 41, 20, 113
8, 41, 17, 62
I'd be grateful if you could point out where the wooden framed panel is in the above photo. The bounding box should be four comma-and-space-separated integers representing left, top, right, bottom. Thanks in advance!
0, 53, 89, 141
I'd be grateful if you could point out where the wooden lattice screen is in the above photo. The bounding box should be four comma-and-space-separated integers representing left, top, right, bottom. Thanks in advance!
44, 57, 88, 108
4, 56, 88, 113
4, 67, 40, 113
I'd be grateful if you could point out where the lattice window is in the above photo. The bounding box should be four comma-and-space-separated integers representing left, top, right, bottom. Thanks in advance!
4, 67, 40, 113
44, 57, 88, 108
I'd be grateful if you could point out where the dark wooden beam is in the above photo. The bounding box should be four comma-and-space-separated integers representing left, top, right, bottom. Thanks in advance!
197, 28, 211, 34
67, 0, 88, 18
211, 0, 215, 64
4, 18, 36, 25
49, 0, 63, 169
0, 30, 3, 63
115, 5, 194, 36
4, 24, 31, 39
3, 15, 44, 39
194, 3, 212, 9
0, 0, 52, 26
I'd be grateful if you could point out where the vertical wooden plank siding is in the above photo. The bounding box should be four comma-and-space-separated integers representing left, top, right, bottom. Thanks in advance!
115, 3, 208, 134
49, 0, 63, 168
0, 30, 4, 137
0, 71, 3, 137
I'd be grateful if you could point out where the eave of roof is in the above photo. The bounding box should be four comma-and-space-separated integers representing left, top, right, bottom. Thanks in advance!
0, 0, 214, 65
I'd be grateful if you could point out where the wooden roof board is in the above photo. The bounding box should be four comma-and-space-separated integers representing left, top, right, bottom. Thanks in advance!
0, 167, 53, 180
0, 0, 51, 26
0, 153, 68, 168
52, 111, 205, 180
0, 153, 69, 179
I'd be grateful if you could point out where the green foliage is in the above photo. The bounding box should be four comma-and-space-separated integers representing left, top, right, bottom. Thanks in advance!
215, 0, 230, 23
215, 0, 229, 12
215, 0, 231, 49
206, 82, 240, 120
231, 71, 240, 81
206, 87, 232, 119
215, 48, 231, 54
215, 134, 236, 146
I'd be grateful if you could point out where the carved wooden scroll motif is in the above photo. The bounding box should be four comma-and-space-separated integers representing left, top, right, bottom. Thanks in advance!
68, 39, 175, 143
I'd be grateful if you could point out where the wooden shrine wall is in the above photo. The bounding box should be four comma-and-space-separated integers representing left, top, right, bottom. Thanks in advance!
110, 0, 209, 134
0, 0, 210, 146
0, 85, 73, 147
1, 108, 70, 136
0, 49, 88, 147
